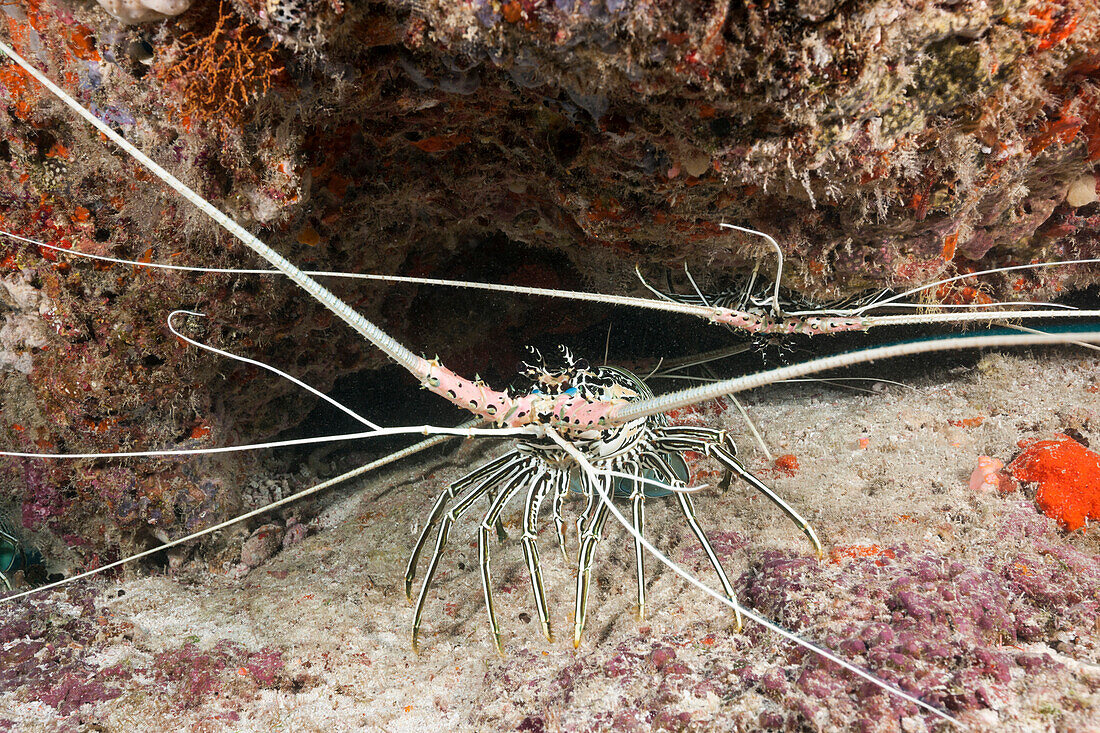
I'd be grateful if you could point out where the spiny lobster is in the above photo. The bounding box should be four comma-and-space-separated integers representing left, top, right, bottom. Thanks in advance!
2, 34, 1100, 731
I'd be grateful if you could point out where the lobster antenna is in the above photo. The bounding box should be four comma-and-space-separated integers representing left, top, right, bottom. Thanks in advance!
1, 229, 725, 324
1, 310, 501, 603
601, 469, 711, 494
168, 310, 381, 430
0, 424, 533, 460
648, 374, 919, 395
10, 230, 1100, 335
545, 430, 960, 728
612, 329, 1100, 423
648, 344, 753, 375
863, 299, 1078, 312
726, 394, 773, 461
0, 427, 472, 605
0, 42, 425, 381
0, 44, 592, 426
856, 309, 1100, 329
0, 305, 527, 461
635, 265, 679, 303
683, 263, 713, 308
844, 259, 1100, 316
718, 223, 784, 317
1002, 322, 1100, 353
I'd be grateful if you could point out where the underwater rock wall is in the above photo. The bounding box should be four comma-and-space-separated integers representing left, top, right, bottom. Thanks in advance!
0, 0, 1098, 559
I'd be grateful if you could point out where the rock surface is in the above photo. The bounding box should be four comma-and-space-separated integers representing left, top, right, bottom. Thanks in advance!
0, 0, 1098, 603
1, 351, 1098, 731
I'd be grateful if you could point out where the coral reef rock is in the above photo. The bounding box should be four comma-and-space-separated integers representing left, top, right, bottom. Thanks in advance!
0, 0, 1098, 570
95, 0, 193, 25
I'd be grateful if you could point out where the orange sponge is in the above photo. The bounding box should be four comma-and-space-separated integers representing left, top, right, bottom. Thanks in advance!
1008, 435, 1100, 532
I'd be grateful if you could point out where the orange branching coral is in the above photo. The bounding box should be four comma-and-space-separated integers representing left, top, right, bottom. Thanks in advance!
155, 3, 282, 129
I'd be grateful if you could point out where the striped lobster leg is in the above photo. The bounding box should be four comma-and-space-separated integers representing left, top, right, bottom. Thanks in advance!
519, 468, 558, 643
653, 426, 824, 559
638, 447, 744, 632
479, 462, 545, 654
406, 451, 535, 652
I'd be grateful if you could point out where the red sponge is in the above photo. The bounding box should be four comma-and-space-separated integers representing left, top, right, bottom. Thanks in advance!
1008, 435, 1100, 532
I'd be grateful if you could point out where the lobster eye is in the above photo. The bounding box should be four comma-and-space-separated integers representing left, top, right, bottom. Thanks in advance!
573, 359, 589, 372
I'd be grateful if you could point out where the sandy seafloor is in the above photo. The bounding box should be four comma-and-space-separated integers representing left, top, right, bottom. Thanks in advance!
2, 349, 1099, 732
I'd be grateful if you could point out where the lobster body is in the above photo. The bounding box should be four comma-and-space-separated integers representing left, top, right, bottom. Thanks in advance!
404, 351, 822, 652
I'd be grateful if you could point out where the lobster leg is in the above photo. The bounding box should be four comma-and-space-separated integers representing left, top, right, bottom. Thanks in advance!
479, 465, 540, 654
710, 443, 823, 559
655, 426, 823, 559
405, 450, 522, 599
520, 469, 556, 643
622, 457, 648, 622
486, 487, 509, 544
674, 491, 743, 632
572, 480, 611, 648
639, 447, 745, 631
574, 468, 599, 547
551, 470, 570, 562
411, 456, 532, 652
